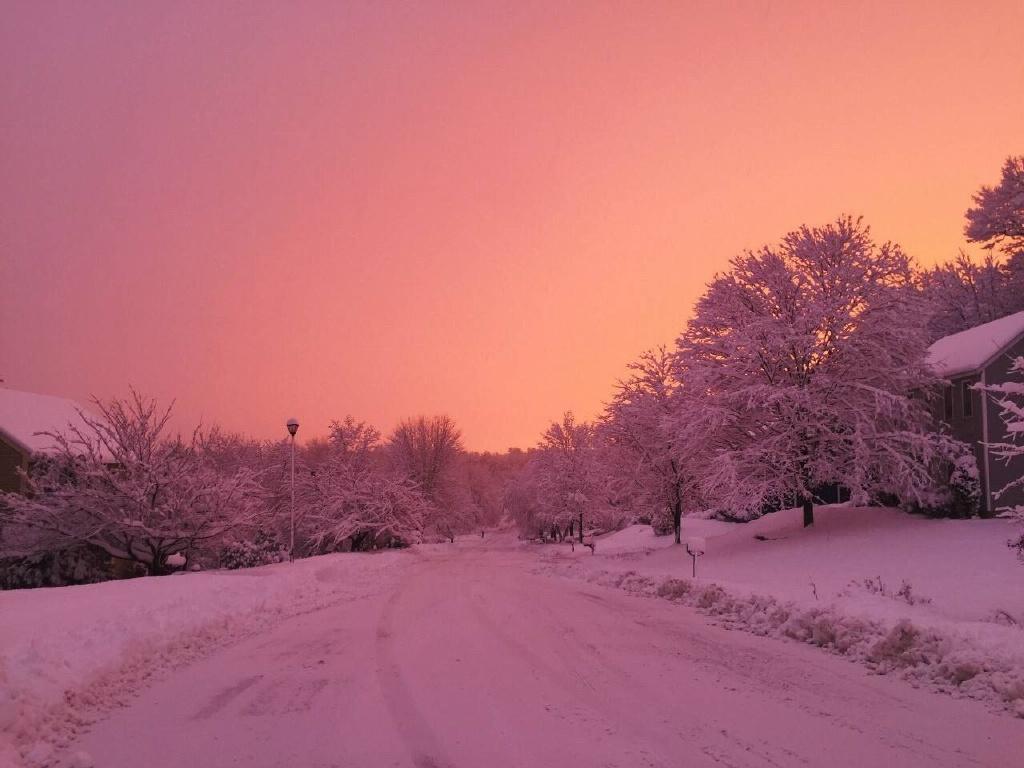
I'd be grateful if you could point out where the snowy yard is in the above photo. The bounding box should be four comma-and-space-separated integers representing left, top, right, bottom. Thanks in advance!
542, 506, 1024, 716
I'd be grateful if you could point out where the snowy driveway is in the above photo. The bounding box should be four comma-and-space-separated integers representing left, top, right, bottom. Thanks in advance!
70, 537, 1019, 767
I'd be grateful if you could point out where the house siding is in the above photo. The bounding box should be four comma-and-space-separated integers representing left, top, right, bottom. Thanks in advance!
933, 372, 986, 512
0, 435, 27, 494
981, 335, 1024, 513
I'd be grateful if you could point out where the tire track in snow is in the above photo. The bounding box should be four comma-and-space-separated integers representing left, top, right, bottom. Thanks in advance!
374, 559, 454, 768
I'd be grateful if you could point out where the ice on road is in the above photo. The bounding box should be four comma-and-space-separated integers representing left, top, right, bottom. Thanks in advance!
71, 537, 1019, 767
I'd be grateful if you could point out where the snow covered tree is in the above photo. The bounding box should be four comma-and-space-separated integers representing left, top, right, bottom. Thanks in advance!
302, 417, 428, 551
0, 392, 266, 575
530, 412, 606, 540
919, 251, 1023, 340
965, 156, 1024, 259
387, 415, 471, 541
919, 158, 1024, 340
601, 346, 707, 543
675, 216, 956, 526
388, 415, 464, 498
504, 453, 545, 536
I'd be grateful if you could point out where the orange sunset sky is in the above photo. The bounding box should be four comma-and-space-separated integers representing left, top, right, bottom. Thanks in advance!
2, 1, 1023, 451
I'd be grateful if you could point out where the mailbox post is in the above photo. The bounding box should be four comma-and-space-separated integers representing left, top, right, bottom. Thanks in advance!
685, 536, 706, 578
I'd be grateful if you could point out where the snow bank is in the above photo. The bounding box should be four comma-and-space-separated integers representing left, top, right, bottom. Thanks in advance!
0, 551, 410, 766
542, 506, 1024, 716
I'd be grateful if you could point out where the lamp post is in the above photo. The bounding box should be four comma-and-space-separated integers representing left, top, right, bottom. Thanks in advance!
286, 418, 299, 560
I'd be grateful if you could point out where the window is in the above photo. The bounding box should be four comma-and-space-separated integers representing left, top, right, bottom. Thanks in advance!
963, 381, 973, 418
943, 385, 954, 420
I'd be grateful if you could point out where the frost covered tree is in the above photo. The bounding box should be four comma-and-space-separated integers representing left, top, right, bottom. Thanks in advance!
0, 392, 266, 575
387, 415, 471, 541
965, 156, 1024, 259
918, 157, 1024, 340
388, 415, 463, 499
531, 412, 605, 540
601, 346, 708, 543
302, 417, 429, 551
920, 251, 1023, 340
675, 216, 956, 526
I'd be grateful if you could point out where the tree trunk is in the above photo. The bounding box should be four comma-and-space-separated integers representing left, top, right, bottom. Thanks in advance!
802, 496, 814, 527
578, 512, 584, 543
673, 500, 682, 545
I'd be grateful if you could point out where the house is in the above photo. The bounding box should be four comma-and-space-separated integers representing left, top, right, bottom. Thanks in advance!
926, 310, 1024, 514
0, 387, 98, 494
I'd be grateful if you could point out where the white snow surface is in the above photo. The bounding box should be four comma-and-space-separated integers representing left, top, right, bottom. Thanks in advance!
0, 389, 98, 455
0, 550, 410, 766
546, 506, 1024, 714
2, 527, 1023, 768
926, 309, 1024, 377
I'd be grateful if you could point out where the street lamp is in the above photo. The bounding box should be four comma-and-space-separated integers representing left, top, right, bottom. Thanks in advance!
286, 418, 299, 560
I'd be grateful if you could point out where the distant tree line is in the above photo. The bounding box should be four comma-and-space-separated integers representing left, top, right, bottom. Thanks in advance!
0, 399, 526, 587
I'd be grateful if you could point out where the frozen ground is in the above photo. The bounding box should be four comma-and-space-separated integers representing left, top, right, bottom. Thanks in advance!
1, 530, 1020, 768
543, 506, 1024, 716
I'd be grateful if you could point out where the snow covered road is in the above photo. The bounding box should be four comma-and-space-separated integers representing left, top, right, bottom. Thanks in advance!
68, 537, 1020, 767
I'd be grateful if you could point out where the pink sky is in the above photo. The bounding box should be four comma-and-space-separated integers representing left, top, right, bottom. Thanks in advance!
2, 1, 1023, 451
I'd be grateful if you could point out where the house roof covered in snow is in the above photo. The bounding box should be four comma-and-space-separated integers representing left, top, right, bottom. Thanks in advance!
926, 311, 1024, 378
0, 388, 99, 455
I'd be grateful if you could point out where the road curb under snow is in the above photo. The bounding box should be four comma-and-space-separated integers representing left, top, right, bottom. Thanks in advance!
559, 566, 1024, 719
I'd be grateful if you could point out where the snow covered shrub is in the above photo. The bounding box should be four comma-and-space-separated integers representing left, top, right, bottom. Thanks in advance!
1009, 533, 1024, 561
655, 578, 691, 600
855, 576, 933, 606
949, 454, 982, 517
866, 620, 945, 672
0, 545, 112, 590
650, 506, 675, 537
218, 530, 287, 570
697, 584, 726, 609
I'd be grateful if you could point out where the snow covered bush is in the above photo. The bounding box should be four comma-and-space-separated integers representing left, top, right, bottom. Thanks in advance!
948, 453, 982, 518
650, 505, 675, 537
903, 450, 982, 519
218, 530, 288, 570
0, 545, 112, 590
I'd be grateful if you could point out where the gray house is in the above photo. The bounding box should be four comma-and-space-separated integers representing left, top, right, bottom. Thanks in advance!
0, 388, 97, 494
927, 311, 1024, 514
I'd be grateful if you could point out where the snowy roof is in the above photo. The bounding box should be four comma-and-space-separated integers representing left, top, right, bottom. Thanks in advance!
0, 388, 99, 455
926, 311, 1024, 378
